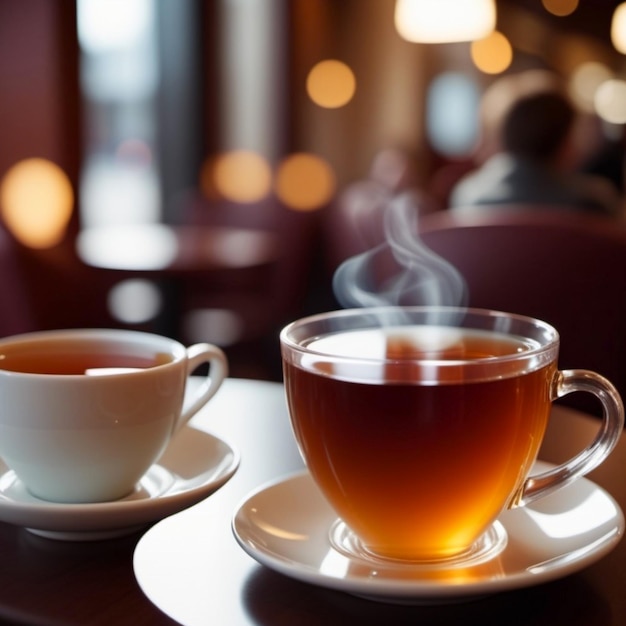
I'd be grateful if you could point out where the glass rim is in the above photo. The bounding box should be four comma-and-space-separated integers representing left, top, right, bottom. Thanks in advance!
280, 306, 559, 366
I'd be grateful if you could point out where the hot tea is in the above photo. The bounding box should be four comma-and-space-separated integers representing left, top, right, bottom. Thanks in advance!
0, 339, 173, 375
284, 326, 555, 560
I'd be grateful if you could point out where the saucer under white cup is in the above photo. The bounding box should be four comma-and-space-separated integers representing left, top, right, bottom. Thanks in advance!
0, 425, 239, 540
232, 461, 624, 604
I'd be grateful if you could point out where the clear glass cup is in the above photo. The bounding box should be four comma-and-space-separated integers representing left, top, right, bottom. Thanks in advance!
280, 306, 624, 563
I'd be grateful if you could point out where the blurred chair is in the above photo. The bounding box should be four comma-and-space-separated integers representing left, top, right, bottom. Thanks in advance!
324, 185, 439, 275
417, 206, 626, 414
323, 147, 440, 274
175, 191, 321, 379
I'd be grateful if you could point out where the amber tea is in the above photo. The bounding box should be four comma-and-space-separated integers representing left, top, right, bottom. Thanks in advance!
0, 339, 173, 375
281, 308, 623, 563
284, 324, 554, 560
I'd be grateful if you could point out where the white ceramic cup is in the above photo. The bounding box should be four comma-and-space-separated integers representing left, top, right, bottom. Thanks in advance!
0, 329, 228, 503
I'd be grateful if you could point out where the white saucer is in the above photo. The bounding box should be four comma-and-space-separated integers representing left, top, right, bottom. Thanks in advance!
232, 461, 624, 604
0, 425, 239, 541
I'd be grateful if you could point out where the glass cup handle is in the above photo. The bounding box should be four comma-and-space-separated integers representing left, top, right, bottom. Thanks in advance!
174, 343, 228, 433
514, 369, 624, 508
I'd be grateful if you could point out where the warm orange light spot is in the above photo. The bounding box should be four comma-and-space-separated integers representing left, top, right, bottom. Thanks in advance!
306, 60, 356, 109
0, 158, 74, 248
471, 31, 513, 75
542, 0, 578, 17
201, 150, 272, 203
275, 153, 336, 211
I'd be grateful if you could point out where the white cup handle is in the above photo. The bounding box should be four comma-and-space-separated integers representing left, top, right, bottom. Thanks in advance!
174, 343, 228, 433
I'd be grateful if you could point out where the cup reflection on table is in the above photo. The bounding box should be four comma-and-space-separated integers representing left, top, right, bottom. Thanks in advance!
280, 306, 624, 564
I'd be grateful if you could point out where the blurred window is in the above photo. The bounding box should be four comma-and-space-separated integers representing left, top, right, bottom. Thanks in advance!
76, 0, 283, 228
426, 72, 480, 157
77, 0, 161, 227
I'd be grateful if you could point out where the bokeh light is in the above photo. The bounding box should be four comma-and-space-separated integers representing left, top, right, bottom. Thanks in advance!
275, 153, 336, 211
569, 62, 613, 112
471, 31, 513, 74
426, 73, 480, 157
611, 3, 626, 54
0, 158, 74, 248
395, 0, 496, 44
78, 0, 152, 53
76, 223, 178, 270
594, 79, 626, 124
200, 150, 272, 203
306, 60, 356, 109
541, 0, 579, 17
107, 278, 162, 324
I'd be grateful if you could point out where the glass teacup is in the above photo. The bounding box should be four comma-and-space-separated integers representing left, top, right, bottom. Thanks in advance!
280, 306, 624, 563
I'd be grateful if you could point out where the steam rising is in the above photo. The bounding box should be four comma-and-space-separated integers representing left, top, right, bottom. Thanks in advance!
333, 196, 467, 309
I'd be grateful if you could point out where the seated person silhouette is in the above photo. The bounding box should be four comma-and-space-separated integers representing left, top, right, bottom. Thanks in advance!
450, 70, 622, 216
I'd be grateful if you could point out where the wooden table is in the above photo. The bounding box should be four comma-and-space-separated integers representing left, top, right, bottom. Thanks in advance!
75, 224, 279, 339
76, 224, 278, 274
0, 378, 623, 625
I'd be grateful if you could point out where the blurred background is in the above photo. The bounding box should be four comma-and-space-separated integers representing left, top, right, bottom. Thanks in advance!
1, 0, 626, 380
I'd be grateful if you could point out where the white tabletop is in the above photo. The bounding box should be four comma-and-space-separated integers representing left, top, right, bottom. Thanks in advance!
133, 377, 304, 625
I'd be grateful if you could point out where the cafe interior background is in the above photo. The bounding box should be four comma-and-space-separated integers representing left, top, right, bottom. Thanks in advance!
1, 0, 626, 381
